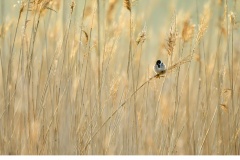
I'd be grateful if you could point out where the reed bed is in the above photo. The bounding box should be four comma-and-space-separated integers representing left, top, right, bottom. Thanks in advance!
0, 0, 239, 155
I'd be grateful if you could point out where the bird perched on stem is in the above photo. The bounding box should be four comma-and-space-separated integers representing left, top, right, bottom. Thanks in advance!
154, 60, 166, 74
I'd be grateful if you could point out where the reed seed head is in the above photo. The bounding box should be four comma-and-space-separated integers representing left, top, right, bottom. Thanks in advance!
196, 2, 210, 43
229, 11, 236, 26
136, 24, 147, 45
166, 14, 177, 55
124, 0, 131, 12
70, 1, 75, 14
107, 0, 118, 24
182, 19, 195, 43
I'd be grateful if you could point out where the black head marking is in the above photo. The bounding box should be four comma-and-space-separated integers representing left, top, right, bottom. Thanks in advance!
156, 60, 162, 65
156, 60, 162, 68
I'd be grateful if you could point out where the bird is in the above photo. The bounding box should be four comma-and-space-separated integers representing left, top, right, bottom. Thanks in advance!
153, 60, 166, 74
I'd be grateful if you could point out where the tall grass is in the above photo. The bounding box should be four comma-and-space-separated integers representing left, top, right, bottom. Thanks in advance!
0, 0, 239, 155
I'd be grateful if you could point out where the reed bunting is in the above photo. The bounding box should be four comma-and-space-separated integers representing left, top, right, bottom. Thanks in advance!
153, 60, 166, 74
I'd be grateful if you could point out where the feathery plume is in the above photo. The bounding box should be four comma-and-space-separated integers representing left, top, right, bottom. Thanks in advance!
166, 13, 177, 55
70, 1, 75, 14
196, 2, 211, 43
182, 19, 195, 43
220, 88, 232, 112
107, 0, 118, 23
124, 0, 131, 12
229, 11, 236, 26
136, 24, 147, 45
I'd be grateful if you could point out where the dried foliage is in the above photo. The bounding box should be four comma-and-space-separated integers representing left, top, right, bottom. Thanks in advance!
107, 0, 118, 23
166, 14, 178, 55
220, 88, 232, 112
82, 30, 89, 44
229, 11, 236, 26
182, 19, 195, 43
124, 0, 131, 12
196, 3, 211, 43
70, 1, 75, 14
110, 77, 120, 100
136, 24, 147, 45
29, 0, 56, 15
0, 22, 12, 38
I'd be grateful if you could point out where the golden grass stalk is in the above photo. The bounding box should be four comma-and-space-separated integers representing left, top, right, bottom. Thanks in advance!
198, 105, 218, 154
125, 0, 133, 75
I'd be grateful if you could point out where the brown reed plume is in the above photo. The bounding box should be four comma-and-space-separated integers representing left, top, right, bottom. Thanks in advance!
136, 24, 147, 45
196, 3, 210, 43
70, 1, 75, 14
182, 19, 195, 43
29, 0, 57, 15
124, 0, 131, 12
166, 13, 177, 56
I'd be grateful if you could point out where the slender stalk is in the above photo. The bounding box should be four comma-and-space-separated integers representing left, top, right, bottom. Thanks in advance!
97, 0, 102, 153
225, 0, 232, 154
